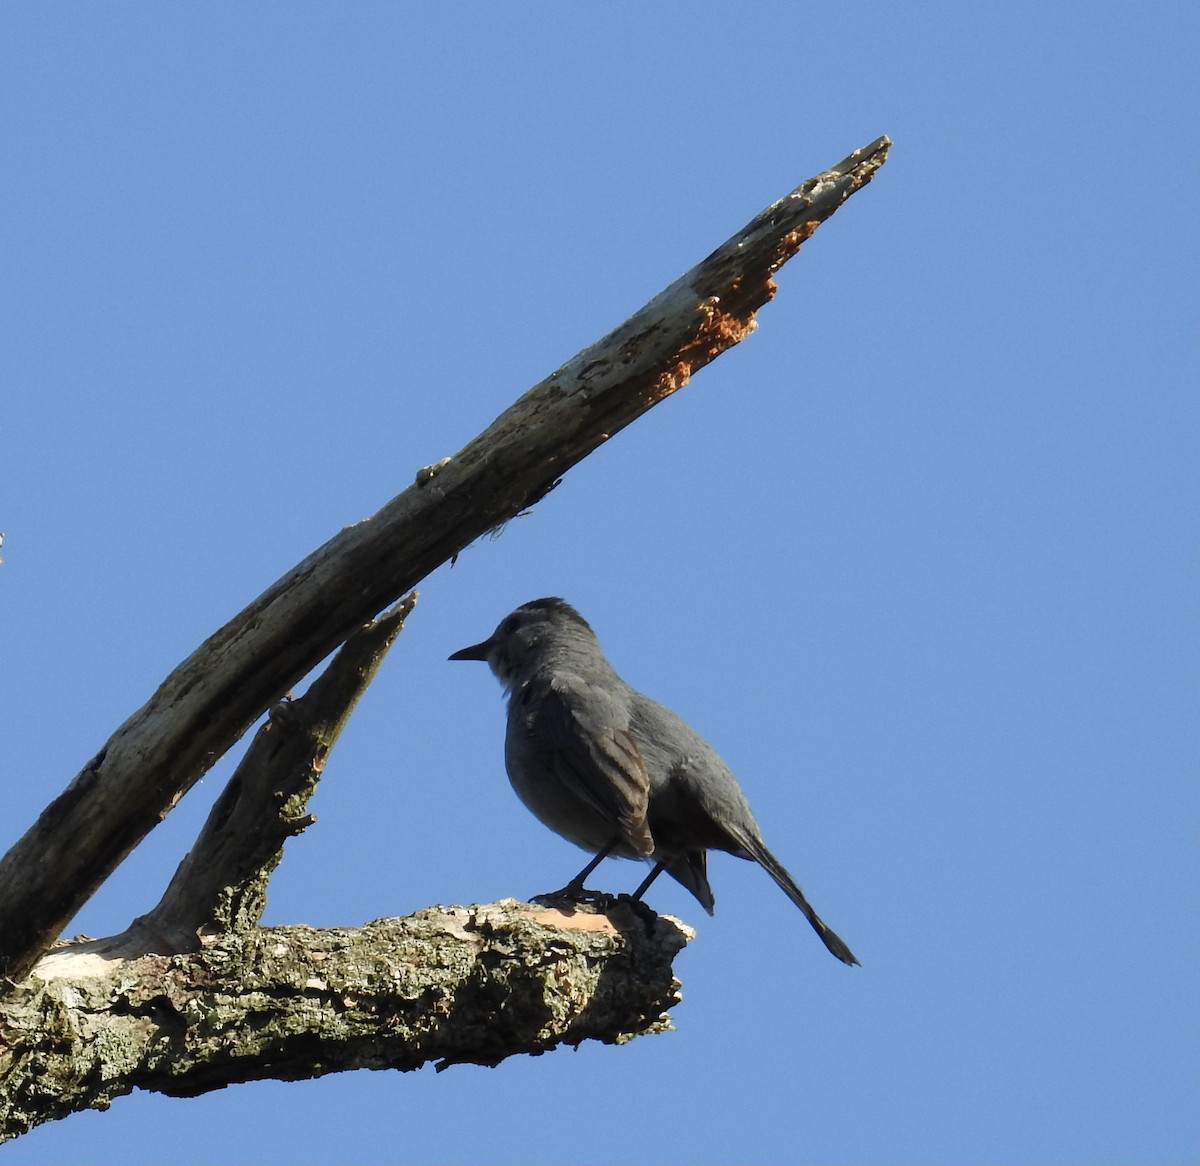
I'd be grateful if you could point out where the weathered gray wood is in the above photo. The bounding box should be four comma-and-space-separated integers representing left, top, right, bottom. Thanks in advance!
0, 136, 890, 983
131, 595, 418, 954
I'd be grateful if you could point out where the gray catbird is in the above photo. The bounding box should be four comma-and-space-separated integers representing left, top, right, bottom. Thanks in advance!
450, 597, 859, 965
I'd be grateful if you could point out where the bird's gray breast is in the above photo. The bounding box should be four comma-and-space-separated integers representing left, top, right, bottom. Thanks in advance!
503, 671, 653, 857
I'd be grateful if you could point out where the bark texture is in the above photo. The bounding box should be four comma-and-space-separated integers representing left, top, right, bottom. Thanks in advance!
1, 902, 690, 1141
0, 138, 890, 1142
0, 135, 890, 983
133, 596, 418, 954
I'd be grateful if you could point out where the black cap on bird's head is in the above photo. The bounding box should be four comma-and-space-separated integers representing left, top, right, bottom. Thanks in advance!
449, 598, 599, 685
449, 598, 587, 656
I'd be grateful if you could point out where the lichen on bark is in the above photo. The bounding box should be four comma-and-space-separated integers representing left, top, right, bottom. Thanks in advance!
0, 901, 690, 1140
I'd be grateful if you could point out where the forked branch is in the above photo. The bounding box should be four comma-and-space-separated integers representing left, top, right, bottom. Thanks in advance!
0, 136, 890, 983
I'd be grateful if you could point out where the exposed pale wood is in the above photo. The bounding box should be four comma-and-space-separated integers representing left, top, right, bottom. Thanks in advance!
2, 901, 690, 1142
0, 136, 890, 985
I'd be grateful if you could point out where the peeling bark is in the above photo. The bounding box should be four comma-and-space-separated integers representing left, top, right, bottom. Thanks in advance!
1, 902, 691, 1141
0, 138, 889, 1141
0, 136, 889, 983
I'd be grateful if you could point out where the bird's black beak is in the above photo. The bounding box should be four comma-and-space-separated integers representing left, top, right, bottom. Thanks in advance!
449, 639, 492, 662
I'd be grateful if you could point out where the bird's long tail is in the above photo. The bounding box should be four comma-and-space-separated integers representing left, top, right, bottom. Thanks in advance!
739, 834, 860, 966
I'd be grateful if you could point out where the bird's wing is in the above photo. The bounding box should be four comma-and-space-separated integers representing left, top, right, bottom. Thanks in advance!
518, 674, 654, 856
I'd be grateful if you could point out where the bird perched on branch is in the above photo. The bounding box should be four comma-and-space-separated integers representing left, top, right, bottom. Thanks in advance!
450, 597, 859, 966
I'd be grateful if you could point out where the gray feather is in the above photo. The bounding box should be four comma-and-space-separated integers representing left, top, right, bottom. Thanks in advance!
451, 597, 859, 966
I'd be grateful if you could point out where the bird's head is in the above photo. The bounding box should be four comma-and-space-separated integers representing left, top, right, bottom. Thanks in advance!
449, 597, 597, 691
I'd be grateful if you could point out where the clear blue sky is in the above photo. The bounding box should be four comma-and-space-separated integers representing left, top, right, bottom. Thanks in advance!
3, 5, 1196, 1164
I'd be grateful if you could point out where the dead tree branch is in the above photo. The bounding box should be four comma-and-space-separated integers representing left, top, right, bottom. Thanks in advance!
2, 902, 690, 1142
0, 137, 889, 986
134, 594, 418, 956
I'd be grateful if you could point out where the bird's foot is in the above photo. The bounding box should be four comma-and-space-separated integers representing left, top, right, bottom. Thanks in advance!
530, 884, 617, 912
529, 887, 660, 937
612, 892, 660, 936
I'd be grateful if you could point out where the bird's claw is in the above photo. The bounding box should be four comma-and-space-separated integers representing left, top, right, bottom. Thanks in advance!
529, 888, 659, 937
612, 893, 660, 936
530, 885, 616, 911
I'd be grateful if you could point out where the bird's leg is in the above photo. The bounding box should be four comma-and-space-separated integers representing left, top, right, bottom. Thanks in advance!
531, 840, 619, 907
629, 861, 667, 903
561, 842, 616, 896
601, 861, 667, 935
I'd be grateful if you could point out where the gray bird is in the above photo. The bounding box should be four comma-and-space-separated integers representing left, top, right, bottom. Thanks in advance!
450, 597, 859, 966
